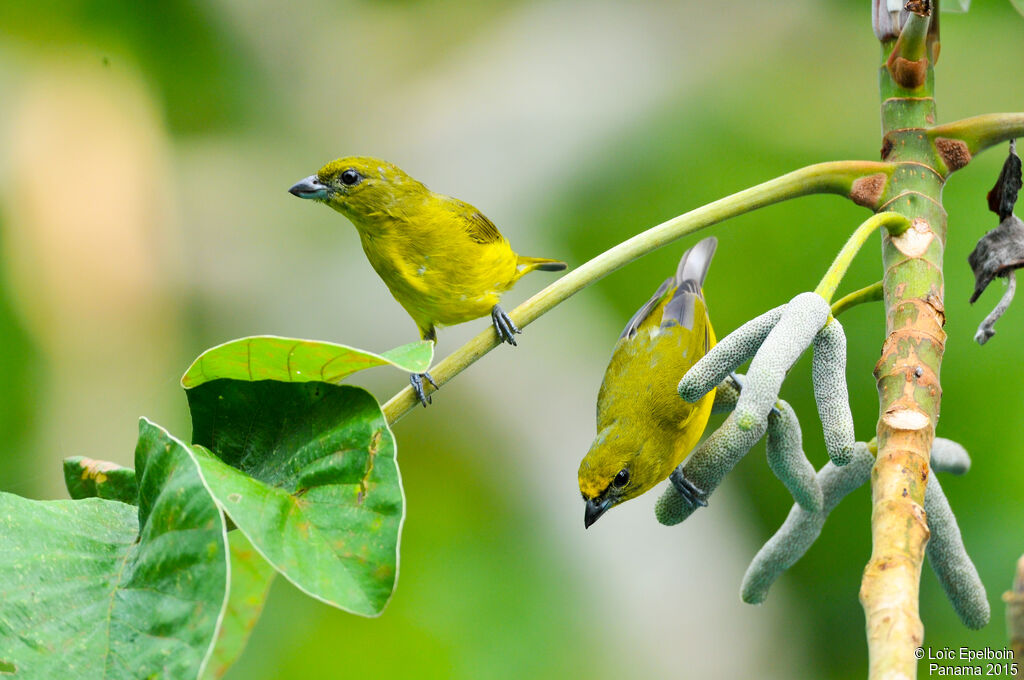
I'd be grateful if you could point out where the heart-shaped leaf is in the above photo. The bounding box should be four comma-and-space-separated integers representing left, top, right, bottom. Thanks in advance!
200, 532, 276, 680
62, 456, 138, 504
0, 418, 228, 680
181, 336, 433, 389
187, 380, 403, 617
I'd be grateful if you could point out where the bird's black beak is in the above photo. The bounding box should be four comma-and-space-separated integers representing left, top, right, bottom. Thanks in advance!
289, 175, 328, 200
584, 497, 612, 529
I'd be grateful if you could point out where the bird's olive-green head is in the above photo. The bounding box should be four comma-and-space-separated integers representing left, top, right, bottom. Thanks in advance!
578, 426, 668, 528
289, 156, 429, 221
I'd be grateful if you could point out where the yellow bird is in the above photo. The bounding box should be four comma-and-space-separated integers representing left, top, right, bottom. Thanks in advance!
579, 237, 718, 528
289, 157, 565, 404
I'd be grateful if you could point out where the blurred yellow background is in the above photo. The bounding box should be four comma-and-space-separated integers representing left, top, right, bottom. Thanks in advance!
1, 1, 1022, 678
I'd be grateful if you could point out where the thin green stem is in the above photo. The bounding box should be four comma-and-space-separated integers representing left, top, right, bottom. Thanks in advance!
892, 9, 928, 62
928, 113, 1024, 158
814, 212, 910, 303
831, 281, 884, 317
382, 160, 892, 425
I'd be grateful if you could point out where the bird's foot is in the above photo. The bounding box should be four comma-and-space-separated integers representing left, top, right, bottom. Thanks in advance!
410, 372, 438, 407
669, 469, 708, 509
491, 305, 521, 346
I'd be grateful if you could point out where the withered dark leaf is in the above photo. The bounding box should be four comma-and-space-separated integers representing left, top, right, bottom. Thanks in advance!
975, 271, 1016, 346
969, 214, 1024, 303
987, 140, 1021, 221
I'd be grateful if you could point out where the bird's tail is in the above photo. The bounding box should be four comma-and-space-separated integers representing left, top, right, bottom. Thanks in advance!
673, 236, 717, 294
515, 255, 568, 277
662, 236, 717, 331
619, 237, 717, 339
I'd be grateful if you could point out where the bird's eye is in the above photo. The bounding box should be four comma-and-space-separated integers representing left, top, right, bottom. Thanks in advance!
612, 469, 629, 488
340, 169, 361, 186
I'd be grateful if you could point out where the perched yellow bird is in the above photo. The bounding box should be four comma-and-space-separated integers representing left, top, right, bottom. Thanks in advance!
578, 237, 718, 528
289, 157, 565, 404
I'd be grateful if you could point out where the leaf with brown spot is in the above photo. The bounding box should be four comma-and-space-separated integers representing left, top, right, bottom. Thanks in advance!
1, 419, 228, 679
186, 380, 403, 617
62, 456, 138, 504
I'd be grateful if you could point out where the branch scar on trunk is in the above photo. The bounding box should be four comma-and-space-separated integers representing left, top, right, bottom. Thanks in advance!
891, 217, 934, 257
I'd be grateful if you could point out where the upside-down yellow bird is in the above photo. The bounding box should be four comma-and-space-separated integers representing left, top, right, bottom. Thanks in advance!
578, 237, 718, 528
289, 157, 565, 405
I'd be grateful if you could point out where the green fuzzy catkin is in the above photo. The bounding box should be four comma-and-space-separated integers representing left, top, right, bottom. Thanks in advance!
655, 410, 767, 526
711, 375, 742, 414
661, 293, 831, 527
740, 442, 874, 604
811, 318, 855, 466
683, 412, 766, 492
710, 378, 823, 512
766, 400, 824, 513
678, 306, 784, 402
654, 480, 690, 526
930, 437, 971, 475
924, 474, 990, 629
739, 437, 978, 606
732, 293, 830, 430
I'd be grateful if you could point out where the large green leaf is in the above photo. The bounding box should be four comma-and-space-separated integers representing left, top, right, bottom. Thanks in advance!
200, 532, 275, 680
62, 456, 138, 504
181, 336, 433, 389
186, 380, 403, 617
0, 419, 228, 680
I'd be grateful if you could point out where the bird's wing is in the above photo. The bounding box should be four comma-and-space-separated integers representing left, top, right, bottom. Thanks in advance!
619, 237, 717, 340
442, 196, 505, 244
619, 277, 673, 340
465, 211, 504, 243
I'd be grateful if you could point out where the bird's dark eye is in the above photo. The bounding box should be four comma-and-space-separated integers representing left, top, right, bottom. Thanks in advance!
612, 469, 629, 488
340, 169, 361, 186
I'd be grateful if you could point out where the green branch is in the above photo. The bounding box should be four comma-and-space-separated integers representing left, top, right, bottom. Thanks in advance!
382, 160, 892, 425
929, 113, 1024, 158
884, 6, 931, 91
814, 212, 910, 303
891, 8, 928, 62
831, 281, 884, 317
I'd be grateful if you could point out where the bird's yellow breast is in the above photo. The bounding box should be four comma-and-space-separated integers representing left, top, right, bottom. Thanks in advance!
347, 192, 521, 334
594, 296, 716, 488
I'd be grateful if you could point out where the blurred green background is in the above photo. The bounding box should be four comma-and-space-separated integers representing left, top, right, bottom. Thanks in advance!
1, 1, 1022, 678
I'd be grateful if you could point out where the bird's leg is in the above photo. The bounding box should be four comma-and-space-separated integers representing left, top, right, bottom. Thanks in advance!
491, 305, 521, 346
409, 372, 438, 407
669, 468, 708, 508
